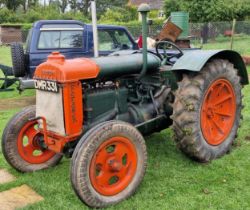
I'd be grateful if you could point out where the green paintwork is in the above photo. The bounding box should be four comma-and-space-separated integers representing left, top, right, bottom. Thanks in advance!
171, 12, 189, 38
160, 70, 178, 90
84, 87, 128, 125
172, 49, 249, 85
138, 4, 150, 79
137, 4, 150, 13
92, 53, 161, 79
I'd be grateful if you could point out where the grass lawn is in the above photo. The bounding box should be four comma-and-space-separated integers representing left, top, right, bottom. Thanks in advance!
0, 84, 249, 210
194, 35, 250, 55
0, 46, 34, 99
0, 40, 250, 209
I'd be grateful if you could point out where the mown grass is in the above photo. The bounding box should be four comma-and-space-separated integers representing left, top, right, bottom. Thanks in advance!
0, 39, 250, 209
0, 46, 34, 99
0, 46, 11, 66
0, 84, 250, 210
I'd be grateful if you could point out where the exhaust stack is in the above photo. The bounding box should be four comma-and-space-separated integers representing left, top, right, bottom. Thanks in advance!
138, 4, 150, 79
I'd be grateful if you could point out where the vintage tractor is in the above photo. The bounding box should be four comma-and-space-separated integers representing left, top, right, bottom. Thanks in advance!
1, 4, 248, 208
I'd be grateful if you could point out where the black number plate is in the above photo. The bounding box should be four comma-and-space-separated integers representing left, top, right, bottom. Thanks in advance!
34, 79, 59, 93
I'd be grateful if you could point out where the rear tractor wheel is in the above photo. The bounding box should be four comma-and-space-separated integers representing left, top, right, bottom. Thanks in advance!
172, 59, 242, 162
1, 106, 63, 172
70, 121, 147, 208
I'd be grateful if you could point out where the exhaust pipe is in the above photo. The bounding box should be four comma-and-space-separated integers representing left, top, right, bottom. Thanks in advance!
138, 4, 150, 79
91, 0, 99, 58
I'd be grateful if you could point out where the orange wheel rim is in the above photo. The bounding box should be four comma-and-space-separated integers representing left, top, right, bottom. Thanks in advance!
201, 79, 236, 146
89, 136, 137, 196
17, 121, 56, 164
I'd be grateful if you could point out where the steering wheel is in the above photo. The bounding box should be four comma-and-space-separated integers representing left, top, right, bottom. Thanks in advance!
155, 41, 184, 65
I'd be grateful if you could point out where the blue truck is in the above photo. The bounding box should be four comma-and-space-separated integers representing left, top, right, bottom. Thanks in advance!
0, 20, 138, 91
12, 20, 138, 78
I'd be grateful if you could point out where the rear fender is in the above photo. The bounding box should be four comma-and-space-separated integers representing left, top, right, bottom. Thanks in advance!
172, 50, 249, 85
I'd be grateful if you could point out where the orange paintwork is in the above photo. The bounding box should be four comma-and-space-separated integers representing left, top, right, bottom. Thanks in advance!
62, 81, 83, 136
200, 79, 236, 146
17, 120, 56, 164
36, 116, 81, 153
89, 136, 138, 196
34, 52, 100, 82
34, 52, 95, 153
45, 131, 81, 153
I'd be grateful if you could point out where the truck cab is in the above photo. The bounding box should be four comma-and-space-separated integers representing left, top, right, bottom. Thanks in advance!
13, 20, 138, 78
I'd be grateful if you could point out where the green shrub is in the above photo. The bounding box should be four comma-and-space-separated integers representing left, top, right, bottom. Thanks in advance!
100, 6, 137, 23
0, 8, 19, 23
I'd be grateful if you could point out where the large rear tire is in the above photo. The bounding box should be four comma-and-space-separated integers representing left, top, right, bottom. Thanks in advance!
70, 121, 147, 208
172, 59, 242, 162
1, 106, 63, 172
11, 42, 26, 77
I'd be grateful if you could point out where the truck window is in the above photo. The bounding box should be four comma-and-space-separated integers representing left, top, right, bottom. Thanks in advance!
98, 29, 133, 51
38, 30, 83, 49
98, 31, 114, 51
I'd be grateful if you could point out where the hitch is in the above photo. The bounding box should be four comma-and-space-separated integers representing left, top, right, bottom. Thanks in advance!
0, 64, 17, 91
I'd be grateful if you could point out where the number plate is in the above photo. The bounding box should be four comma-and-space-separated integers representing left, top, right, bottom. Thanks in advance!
34, 79, 59, 93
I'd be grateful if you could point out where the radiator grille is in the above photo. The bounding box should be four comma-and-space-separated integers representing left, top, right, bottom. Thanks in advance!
36, 88, 66, 136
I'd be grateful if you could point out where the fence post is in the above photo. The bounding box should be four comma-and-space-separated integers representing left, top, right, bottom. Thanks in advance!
230, 19, 236, 50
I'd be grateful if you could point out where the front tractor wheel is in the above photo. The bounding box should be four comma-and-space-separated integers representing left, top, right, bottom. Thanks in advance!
1, 106, 63, 172
70, 121, 147, 208
172, 59, 242, 162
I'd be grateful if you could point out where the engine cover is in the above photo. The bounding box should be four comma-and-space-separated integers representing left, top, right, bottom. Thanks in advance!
33, 52, 100, 152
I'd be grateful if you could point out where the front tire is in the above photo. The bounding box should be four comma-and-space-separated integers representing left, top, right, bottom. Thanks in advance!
172, 59, 242, 162
2, 106, 63, 172
71, 121, 147, 208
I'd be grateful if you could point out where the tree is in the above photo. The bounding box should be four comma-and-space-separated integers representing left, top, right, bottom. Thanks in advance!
164, 0, 181, 18
27, 0, 39, 8
1, 0, 23, 11
100, 5, 137, 22
76, 0, 91, 15
164, 0, 250, 43
165, 0, 250, 23
59, 0, 68, 13
69, 0, 77, 13
96, 0, 128, 15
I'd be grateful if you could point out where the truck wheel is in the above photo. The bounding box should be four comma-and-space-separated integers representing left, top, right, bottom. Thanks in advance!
11, 42, 26, 77
172, 59, 242, 162
1, 106, 62, 172
71, 121, 147, 208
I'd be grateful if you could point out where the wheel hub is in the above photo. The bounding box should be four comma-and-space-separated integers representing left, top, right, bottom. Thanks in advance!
17, 120, 55, 164
201, 79, 236, 146
108, 158, 122, 172
89, 136, 137, 196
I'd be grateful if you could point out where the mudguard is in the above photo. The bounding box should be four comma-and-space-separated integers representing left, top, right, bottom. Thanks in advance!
172, 50, 249, 85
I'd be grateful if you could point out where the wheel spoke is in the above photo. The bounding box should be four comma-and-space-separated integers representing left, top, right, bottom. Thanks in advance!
23, 144, 35, 156
25, 127, 38, 141
215, 83, 225, 97
210, 118, 224, 135
95, 148, 109, 165
96, 171, 113, 186
204, 120, 212, 136
214, 110, 232, 117
118, 162, 132, 179
114, 143, 127, 161
213, 95, 232, 106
